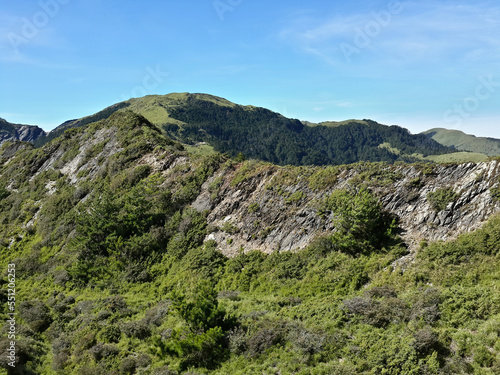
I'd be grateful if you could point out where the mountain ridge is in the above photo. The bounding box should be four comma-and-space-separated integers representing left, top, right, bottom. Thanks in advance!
44, 93, 456, 165
422, 127, 500, 157
2, 93, 500, 165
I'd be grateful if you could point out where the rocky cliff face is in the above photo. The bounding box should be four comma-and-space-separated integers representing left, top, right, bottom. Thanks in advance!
2, 122, 499, 263
0, 119, 46, 145
190, 160, 500, 259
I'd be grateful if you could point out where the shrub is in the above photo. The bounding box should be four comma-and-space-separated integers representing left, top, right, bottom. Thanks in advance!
180, 243, 228, 281
104, 295, 129, 314
89, 343, 120, 361
473, 345, 494, 367
127, 164, 152, 186
144, 301, 170, 326
19, 300, 52, 332
52, 336, 71, 358
0, 337, 32, 369
52, 351, 71, 371
218, 290, 241, 301
308, 166, 339, 190
228, 327, 248, 355
0, 184, 9, 201
183, 327, 228, 370
287, 326, 326, 355
320, 187, 397, 251
95, 310, 112, 321
412, 328, 440, 355
246, 327, 283, 358
98, 325, 121, 343
121, 320, 151, 339
407, 177, 423, 188
264, 251, 307, 280
77, 365, 102, 375
54, 269, 70, 286
285, 190, 306, 204
364, 286, 397, 299
171, 282, 235, 332
247, 202, 260, 213
52, 294, 75, 316
73, 332, 97, 358
151, 367, 178, 375
167, 209, 208, 258
491, 185, 500, 201
427, 187, 459, 212
136, 353, 152, 368
410, 288, 442, 324
221, 220, 239, 234
343, 293, 409, 328
119, 357, 137, 375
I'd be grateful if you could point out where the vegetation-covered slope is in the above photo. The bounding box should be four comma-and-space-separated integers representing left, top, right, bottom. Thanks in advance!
133, 94, 456, 165
422, 128, 500, 157
1, 111, 500, 374
37, 93, 457, 166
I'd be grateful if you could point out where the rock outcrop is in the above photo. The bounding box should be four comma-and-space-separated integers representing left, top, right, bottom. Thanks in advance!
191, 160, 500, 258
0, 118, 46, 145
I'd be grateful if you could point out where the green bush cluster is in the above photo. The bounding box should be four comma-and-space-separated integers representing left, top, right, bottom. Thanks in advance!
427, 187, 459, 212
319, 187, 398, 253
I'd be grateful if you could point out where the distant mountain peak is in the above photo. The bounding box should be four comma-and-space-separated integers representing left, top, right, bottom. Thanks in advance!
422, 127, 500, 157
0, 118, 46, 145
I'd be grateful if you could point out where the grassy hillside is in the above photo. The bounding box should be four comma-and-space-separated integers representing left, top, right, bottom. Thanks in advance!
0, 113, 499, 374
36, 93, 456, 166
422, 128, 500, 157
125, 94, 455, 166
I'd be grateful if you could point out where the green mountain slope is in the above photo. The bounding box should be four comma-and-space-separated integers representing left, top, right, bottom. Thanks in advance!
1, 111, 500, 373
422, 128, 500, 157
128, 94, 456, 165
42, 93, 455, 166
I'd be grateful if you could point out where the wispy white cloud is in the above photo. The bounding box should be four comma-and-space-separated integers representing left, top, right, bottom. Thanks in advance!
279, 1, 500, 67
0, 12, 68, 63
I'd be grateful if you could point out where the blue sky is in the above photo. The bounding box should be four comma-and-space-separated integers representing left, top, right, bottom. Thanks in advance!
1, 0, 499, 138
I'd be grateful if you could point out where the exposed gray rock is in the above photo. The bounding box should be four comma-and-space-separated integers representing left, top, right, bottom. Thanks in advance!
0, 118, 46, 145
193, 160, 500, 258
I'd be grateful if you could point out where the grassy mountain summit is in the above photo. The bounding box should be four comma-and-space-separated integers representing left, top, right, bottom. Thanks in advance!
38, 93, 457, 166
422, 128, 500, 157
120, 94, 457, 165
